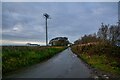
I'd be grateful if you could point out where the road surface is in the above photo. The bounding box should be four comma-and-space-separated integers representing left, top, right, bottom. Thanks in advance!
6, 48, 92, 78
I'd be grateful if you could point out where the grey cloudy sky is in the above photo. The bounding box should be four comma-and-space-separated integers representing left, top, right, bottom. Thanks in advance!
2, 2, 118, 45
2, 0, 119, 2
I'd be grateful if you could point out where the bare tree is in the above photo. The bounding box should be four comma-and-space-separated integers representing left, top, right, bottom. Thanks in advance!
97, 23, 108, 40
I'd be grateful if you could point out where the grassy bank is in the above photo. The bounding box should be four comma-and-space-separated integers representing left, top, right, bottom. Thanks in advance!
2, 46, 66, 75
71, 43, 120, 76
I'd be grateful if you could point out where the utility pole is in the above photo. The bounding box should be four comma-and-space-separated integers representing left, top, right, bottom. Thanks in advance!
43, 13, 50, 46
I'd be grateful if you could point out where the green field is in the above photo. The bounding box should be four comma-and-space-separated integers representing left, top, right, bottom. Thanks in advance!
2, 46, 66, 75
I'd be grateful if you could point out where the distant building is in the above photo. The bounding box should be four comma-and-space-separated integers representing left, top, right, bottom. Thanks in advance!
49, 37, 70, 46
26, 43, 40, 46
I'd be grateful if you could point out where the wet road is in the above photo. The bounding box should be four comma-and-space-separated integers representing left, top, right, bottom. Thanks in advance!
6, 48, 92, 78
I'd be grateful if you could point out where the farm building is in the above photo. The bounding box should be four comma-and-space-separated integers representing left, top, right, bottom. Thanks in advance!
26, 43, 40, 46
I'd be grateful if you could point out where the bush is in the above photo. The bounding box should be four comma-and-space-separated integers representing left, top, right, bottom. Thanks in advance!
71, 43, 120, 75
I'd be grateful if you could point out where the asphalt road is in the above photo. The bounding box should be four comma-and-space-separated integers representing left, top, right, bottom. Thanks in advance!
6, 48, 92, 78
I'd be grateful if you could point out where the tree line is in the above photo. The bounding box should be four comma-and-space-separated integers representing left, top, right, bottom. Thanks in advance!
74, 20, 120, 45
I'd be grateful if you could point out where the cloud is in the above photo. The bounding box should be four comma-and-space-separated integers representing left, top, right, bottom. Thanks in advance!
12, 23, 23, 32
0, 2, 2, 42
2, 0, 120, 2
2, 39, 45, 45
2, 2, 118, 45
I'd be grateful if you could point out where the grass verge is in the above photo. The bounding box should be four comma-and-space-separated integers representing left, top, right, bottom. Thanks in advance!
2, 46, 66, 76
71, 44, 120, 76
80, 54, 120, 75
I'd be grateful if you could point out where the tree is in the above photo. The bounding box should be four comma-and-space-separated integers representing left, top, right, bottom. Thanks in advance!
49, 37, 70, 46
108, 25, 120, 44
97, 21, 120, 45
97, 23, 108, 40
74, 33, 100, 45
74, 21, 120, 45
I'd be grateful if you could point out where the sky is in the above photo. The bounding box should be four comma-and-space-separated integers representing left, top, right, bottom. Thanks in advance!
2, 0, 120, 2
2, 2, 118, 45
